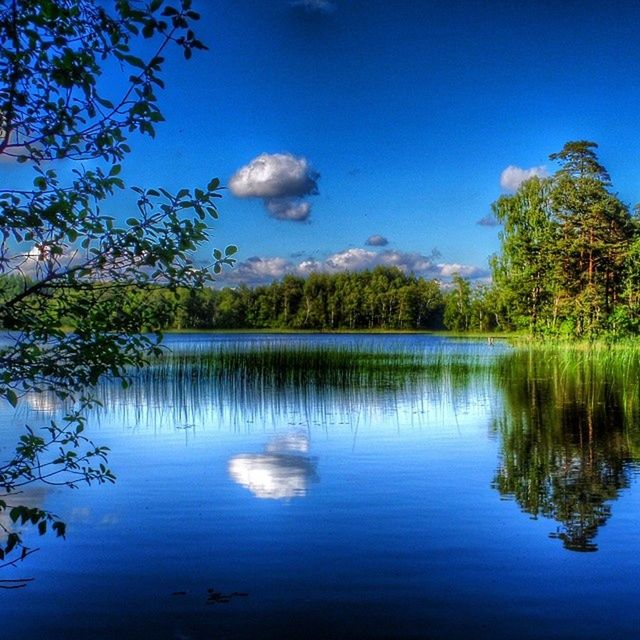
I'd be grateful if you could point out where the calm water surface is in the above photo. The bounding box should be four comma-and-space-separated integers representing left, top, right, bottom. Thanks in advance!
1, 334, 639, 639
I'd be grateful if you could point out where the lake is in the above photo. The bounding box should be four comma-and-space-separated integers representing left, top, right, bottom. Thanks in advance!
2, 333, 639, 639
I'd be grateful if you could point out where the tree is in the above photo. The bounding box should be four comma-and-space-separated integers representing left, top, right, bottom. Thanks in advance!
443, 274, 472, 332
550, 141, 633, 335
490, 176, 557, 333
489, 141, 637, 337
0, 0, 235, 566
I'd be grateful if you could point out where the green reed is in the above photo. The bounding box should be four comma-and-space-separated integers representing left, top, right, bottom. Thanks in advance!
490, 341, 640, 551
96, 343, 494, 428
494, 342, 640, 421
135, 343, 491, 391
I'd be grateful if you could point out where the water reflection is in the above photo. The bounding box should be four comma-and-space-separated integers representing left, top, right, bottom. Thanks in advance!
228, 431, 318, 500
493, 350, 640, 552
24, 392, 60, 413
11, 341, 640, 552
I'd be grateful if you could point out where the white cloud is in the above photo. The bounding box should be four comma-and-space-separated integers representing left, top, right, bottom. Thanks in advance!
500, 165, 549, 192
437, 263, 485, 278
365, 234, 389, 246
219, 248, 488, 287
266, 198, 311, 222
230, 153, 318, 199
230, 152, 319, 222
325, 248, 375, 271
231, 256, 293, 282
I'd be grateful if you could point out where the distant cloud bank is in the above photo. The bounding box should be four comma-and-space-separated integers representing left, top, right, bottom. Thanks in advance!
500, 164, 549, 192
365, 234, 389, 246
230, 152, 319, 222
218, 247, 488, 287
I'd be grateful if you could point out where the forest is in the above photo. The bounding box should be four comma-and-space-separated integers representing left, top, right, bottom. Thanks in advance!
490, 140, 640, 337
3, 141, 640, 337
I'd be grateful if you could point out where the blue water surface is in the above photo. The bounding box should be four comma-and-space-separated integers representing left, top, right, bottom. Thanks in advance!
1, 334, 638, 639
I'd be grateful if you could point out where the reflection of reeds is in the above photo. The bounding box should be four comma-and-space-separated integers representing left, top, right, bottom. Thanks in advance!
91, 344, 495, 429
493, 344, 640, 435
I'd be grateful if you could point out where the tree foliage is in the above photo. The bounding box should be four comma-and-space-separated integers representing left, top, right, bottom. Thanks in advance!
490, 141, 639, 337
130, 267, 447, 331
0, 0, 235, 566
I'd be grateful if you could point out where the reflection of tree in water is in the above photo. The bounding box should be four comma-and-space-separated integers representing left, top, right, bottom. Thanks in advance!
493, 351, 640, 552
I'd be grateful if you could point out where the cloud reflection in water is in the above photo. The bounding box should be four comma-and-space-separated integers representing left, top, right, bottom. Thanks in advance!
228, 431, 318, 500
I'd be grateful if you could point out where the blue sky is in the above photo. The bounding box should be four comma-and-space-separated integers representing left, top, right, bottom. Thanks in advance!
7, 0, 640, 287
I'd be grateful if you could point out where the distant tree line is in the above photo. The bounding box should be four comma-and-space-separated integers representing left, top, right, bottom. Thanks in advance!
172, 268, 503, 331
4, 140, 639, 337
0, 267, 495, 332
162, 268, 451, 331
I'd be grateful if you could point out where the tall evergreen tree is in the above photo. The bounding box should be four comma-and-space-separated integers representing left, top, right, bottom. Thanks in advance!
490, 140, 636, 337
550, 141, 633, 334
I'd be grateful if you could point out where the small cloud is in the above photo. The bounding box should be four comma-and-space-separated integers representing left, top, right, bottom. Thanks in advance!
230, 153, 318, 199
289, 0, 336, 13
500, 165, 549, 193
230, 153, 319, 222
227, 256, 294, 284
266, 198, 311, 222
365, 234, 389, 247
477, 214, 500, 227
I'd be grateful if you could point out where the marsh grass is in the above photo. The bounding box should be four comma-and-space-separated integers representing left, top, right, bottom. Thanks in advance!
22, 338, 640, 447
95, 339, 640, 432
495, 342, 640, 422
136, 343, 492, 392
89, 343, 495, 428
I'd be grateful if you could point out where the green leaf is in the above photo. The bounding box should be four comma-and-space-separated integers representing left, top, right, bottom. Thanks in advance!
95, 95, 115, 109
121, 54, 146, 69
6, 533, 19, 553
5, 389, 18, 407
